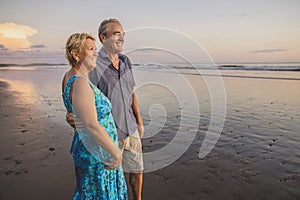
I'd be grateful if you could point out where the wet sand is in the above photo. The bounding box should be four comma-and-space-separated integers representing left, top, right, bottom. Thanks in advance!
0, 67, 300, 200
0, 72, 75, 199
138, 69, 300, 200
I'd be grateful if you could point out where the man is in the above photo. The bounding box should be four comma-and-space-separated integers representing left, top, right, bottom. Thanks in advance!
67, 19, 144, 200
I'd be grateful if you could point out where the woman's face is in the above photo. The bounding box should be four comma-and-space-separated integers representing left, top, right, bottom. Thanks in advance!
79, 38, 97, 70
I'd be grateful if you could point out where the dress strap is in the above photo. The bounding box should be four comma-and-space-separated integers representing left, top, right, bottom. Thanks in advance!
63, 74, 80, 94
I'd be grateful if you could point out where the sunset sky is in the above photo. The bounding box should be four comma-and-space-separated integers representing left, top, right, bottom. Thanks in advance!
0, 0, 299, 64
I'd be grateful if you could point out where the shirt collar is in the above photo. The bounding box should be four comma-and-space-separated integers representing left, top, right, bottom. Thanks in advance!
99, 47, 108, 59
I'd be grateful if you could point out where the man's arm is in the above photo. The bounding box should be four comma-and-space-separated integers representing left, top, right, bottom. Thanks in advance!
132, 92, 144, 138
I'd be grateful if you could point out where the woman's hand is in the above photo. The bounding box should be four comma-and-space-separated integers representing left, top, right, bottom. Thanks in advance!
104, 148, 122, 170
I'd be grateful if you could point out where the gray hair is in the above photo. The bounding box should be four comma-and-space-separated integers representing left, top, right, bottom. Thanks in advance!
98, 18, 121, 42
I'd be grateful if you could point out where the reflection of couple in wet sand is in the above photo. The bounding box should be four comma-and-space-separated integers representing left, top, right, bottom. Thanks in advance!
62, 19, 144, 200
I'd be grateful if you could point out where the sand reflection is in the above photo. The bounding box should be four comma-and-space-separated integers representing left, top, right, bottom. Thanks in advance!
4, 79, 38, 106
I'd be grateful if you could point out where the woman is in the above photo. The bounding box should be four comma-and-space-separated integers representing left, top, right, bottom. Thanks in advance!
62, 33, 128, 199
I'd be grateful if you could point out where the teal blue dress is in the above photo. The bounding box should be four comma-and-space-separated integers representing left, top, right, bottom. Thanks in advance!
62, 75, 128, 200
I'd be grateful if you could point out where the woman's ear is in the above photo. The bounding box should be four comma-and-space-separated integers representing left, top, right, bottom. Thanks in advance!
71, 50, 79, 63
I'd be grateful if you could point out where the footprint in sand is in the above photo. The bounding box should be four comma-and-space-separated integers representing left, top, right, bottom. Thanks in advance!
15, 159, 22, 165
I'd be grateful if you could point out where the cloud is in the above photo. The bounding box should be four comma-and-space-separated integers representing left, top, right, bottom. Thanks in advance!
0, 44, 7, 49
251, 49, 288, 53
0, 23, 37, 50
0, 44, 8, 52
31, 44, 46, 48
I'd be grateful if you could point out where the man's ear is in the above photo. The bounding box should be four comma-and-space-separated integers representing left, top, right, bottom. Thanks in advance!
100, 33, 106, 43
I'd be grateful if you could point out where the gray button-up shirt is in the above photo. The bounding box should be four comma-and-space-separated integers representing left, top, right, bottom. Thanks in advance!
89, 48, 137, 139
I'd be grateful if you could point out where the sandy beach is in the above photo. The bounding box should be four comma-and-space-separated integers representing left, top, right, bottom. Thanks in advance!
0, 69, 75, 199
0, 66, 299, 200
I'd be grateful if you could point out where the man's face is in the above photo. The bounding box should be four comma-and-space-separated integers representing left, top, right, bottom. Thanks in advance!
102, 22, 125, 54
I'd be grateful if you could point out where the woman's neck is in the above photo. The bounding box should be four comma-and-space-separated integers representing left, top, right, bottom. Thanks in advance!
72, 67, 89, 77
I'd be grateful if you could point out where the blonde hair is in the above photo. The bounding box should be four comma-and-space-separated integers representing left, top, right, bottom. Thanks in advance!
65, 33, 95, 66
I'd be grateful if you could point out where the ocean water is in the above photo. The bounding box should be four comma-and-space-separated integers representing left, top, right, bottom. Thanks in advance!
133, 62, 300, 71
1, 62, 300, 71
134, 62, 300, 81
1, 62, 300, 80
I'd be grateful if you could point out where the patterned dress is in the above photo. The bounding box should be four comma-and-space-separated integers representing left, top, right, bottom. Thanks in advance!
62, 75, 128, 200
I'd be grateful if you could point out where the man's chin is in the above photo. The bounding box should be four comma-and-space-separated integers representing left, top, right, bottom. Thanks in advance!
115, 45, 123, 53
116, 48, 123, 53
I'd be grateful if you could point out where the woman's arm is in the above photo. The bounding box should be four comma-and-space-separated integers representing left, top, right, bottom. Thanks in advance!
72, 77, 121, 169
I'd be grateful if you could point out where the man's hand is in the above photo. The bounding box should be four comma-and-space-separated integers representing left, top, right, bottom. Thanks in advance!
66, 112, 84, 130
137, 124, 144, 139
66, 112, 76, 128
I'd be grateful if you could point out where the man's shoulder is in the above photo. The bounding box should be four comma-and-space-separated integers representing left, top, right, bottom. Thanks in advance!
89, 57, 107, 79
119, 54, 131, 63
95, 56, 110, 70
119, 54, 132, 70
